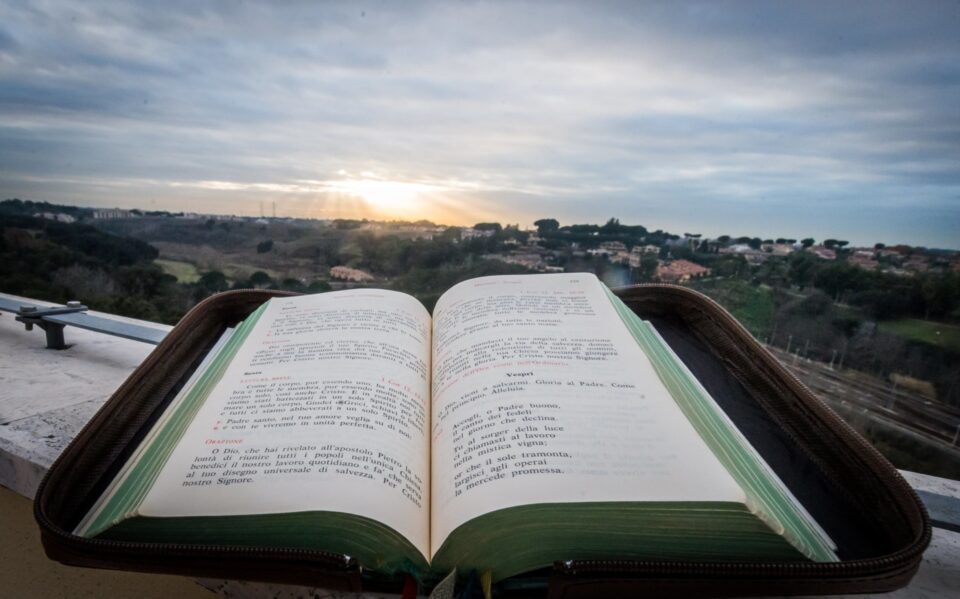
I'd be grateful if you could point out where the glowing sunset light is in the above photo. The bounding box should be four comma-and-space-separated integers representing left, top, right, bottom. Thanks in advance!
325, 178, 437, 218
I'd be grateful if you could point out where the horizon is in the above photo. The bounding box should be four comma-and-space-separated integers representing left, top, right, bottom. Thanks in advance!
10, 197, 957, 251
1, 2, 958, 249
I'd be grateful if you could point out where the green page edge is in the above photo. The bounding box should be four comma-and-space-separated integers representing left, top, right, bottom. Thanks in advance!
602, 286, 837, 562
83, 303, 268, 537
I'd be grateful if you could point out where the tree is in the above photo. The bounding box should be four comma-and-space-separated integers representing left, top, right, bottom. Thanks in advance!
801, 238, 815, 248
472, 222, 502, 232
249, 271, 272, 288
638, 254, 659, 281
307, 280, 332, 293
823, 239, 839, 249
196, 270, 229, 294
533, 218, 560, 234
798, 291, 833, 317
788, 251, 820, 289
256, 239, 274, 253
280, 277, 304, 291
874, 243, 886, 250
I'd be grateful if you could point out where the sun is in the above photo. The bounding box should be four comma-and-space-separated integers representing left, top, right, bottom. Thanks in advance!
328, 178, 433, 218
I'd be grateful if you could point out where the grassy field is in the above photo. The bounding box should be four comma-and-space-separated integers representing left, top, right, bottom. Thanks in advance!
879, 318, 960, 353
155, 259, 200, 283
691, 279, 775, 340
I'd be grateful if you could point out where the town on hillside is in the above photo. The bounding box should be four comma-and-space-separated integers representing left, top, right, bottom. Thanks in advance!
19, 203, 960, 283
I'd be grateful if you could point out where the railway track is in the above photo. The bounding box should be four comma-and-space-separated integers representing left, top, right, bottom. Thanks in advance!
767, 346, 960, 448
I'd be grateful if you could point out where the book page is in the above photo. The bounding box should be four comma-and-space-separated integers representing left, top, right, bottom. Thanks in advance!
429, 274, 745, 555
140, 289, 432, 558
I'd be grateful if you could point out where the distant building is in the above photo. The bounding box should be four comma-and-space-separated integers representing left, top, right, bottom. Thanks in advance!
720, 243, 753, 254
486, 253, 563, 273
902, 256, 930, 272
587, 241, 628, 260
397, 224, 445, 240
848, 249, 879, 270
329, 266, 375, 282
849, 254, 880, 270
33, 212, 76, 223
92, 208, 132, 219
719, 244, 768, 264
460, 228, 495, 241
808, 246, 837, 260
655, 259, 711, 283
762, 243, 795, 256
599, 241, 627, 252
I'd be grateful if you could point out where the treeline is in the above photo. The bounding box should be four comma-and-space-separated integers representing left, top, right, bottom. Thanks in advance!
0, 198, 93, 219
353, 226, 526, 277
533, 217, 679, 249
693, 250, 960, 323
0, 213, 188, 323
793, 256, 959, 321
0, 207, 533, 323
0, 213, 341, 323
691, 276, 960, 406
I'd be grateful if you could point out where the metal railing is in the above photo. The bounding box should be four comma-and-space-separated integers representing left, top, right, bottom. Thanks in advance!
0, 294, 168, 349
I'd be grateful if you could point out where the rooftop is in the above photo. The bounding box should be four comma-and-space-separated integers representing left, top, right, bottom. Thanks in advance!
1, 291, 958, 597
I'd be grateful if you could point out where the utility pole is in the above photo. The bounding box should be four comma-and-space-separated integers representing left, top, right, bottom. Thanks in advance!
786, 334, 793, 355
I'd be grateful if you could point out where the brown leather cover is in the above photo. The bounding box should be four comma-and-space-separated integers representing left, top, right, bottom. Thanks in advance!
34, 286, 931, 596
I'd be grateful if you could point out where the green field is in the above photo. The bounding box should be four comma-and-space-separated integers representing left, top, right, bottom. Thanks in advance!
155, 259, 200, 283
691, 279, 775, 340
879, 319, 960, 353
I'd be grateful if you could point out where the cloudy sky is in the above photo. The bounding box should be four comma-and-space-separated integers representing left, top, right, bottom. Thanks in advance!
1, 1, 958, 247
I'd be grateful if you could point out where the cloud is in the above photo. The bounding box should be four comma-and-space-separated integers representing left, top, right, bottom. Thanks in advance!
0, 0, 958, 247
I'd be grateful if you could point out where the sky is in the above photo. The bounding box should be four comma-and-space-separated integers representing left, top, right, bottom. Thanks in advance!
1, 1, 958, 248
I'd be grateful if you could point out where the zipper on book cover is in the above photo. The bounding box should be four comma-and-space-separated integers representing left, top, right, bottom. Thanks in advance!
37, 286, 928, 582
572, 284, 931, 581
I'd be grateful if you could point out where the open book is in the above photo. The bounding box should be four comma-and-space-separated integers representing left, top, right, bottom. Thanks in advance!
76, 274, 837, 583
